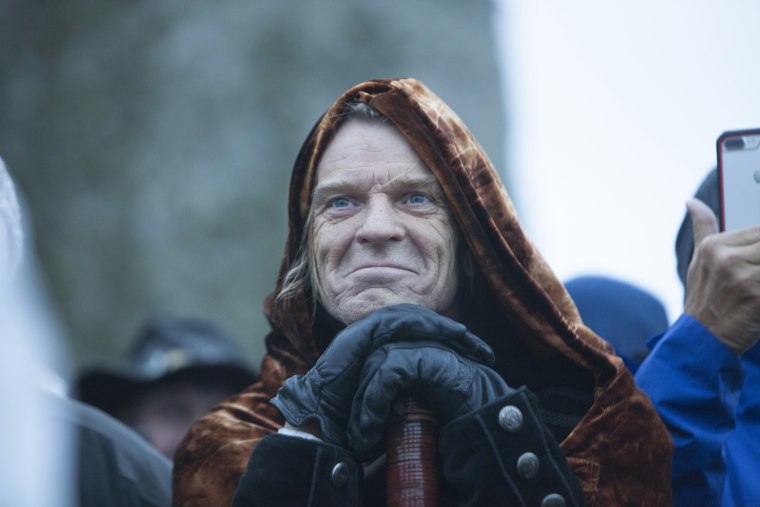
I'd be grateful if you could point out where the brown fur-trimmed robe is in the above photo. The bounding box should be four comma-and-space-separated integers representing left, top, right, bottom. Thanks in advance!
173, 78, 673, 506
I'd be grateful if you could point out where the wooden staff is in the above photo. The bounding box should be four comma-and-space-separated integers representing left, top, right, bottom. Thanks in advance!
385, 394, 439, 507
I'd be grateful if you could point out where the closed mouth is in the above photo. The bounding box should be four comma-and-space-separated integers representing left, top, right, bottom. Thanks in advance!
349, 264, 416, 275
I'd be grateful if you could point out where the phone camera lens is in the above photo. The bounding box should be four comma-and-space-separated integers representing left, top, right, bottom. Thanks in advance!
725, 137, 746, 150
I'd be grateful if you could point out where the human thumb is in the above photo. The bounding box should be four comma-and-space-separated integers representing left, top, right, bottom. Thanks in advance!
686, 198, 719, 247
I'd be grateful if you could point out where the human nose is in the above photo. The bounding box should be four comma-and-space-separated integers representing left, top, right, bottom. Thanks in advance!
356, 197, 404, 244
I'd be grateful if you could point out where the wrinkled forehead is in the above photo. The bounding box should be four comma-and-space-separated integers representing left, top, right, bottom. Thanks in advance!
313, 119, 438, 188
302, 116, 445, 217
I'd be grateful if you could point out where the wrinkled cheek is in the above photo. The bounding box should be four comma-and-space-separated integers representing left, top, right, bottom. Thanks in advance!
322, 272, 343, 301
429, 245, 460, 309
318, 257, 354, 313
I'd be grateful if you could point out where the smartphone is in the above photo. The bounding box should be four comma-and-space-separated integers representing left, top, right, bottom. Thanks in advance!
717, 128, 760, 232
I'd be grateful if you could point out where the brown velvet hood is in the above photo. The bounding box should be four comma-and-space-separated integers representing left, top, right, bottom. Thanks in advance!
173, 78, 672, 506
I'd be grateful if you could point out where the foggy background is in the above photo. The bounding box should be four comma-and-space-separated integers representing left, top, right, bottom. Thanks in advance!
0, 0, 506, 379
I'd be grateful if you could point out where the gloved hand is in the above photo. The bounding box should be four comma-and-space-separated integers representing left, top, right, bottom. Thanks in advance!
270, 304, 493, 446
348, 338, 515, 459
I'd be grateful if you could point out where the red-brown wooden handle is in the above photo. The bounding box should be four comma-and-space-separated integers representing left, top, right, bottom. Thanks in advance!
385, 394, 438, 507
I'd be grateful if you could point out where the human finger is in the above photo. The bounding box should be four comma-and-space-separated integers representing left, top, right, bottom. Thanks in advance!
720, 225, 760, 248
365, 304, 495, 365
726, 240, 760, 266
687, 198, 719, 247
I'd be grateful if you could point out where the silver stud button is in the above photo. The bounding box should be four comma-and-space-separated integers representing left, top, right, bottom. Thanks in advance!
516, 451, 540, 479
541, 493, 566, 507
331, 462, 349, 488
498, 405, 523, 432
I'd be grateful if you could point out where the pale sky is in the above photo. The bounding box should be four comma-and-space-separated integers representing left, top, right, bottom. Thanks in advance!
495, 0, 760, 321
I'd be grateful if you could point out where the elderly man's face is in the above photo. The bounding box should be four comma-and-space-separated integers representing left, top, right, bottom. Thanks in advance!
311, 119, 459, 324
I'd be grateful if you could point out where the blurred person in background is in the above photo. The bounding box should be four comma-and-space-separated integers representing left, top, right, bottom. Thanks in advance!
173, 78, 673, 506
564, 275, 669, 373
0, 156, 172, 507
636, 168, 760, 506
76, 316, 258, 459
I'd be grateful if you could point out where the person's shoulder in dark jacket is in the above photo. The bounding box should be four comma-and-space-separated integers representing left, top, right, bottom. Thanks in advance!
51, 394, 172, 507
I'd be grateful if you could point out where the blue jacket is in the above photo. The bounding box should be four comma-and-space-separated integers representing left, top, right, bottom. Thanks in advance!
635, 314, 760, 507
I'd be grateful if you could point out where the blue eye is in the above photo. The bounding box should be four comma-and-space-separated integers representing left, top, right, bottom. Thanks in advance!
407, 193, 430, 204
331, 197, 351, 208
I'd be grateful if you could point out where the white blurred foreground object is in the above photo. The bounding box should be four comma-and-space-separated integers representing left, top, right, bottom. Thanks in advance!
0, 156, 74, 507
1, 157, 173, 507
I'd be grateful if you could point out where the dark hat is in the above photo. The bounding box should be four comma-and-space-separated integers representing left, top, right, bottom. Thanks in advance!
76, 316, 257, 415
565, 275, 669, 372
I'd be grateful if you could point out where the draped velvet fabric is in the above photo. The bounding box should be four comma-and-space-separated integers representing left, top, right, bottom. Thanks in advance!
172, 78, 673, 506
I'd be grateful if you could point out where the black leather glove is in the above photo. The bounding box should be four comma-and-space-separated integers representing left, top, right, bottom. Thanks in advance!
348, 338, 515, 459
270, 304, 493, 446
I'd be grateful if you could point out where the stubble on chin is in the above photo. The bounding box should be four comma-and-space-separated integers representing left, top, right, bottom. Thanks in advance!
325, 286, 408, 325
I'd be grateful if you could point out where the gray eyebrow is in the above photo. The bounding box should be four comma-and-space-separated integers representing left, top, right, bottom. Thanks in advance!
314, 173, 441, 195
311, 181, 355, 207
379, 173, 440, 191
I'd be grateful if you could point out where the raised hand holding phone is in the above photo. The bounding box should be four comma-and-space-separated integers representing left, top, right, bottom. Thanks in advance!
684, 197, 760, 356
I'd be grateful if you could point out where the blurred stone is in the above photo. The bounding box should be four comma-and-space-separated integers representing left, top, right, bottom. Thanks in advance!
0, 0, 506, 370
